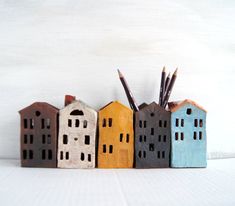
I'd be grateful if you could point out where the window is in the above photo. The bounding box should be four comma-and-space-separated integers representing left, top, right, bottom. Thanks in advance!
143, 151, 146, 158
164, 121, 167, 128
139, 135, 142, 142
65, 152, 69, 160
175, 118, 179, 127
29, 150, 33, 160
144, 135, 146, 142
175, 132, 179, 140
47, 135, 51, 144
144, 121, 147, 128
48, 150, 53, 160
193, 132, 197, 140
30, 119, 34, 129
63, 135, 68, 144
186, 108, 192, 115
199, 119, 203, 127
60, 151, 63, 160
35, 111, 41, 116
102, 119, 106, 127
68, 119, 72, 127
151, 128, 154, 135
157, 151, 160, 158
30, 135, 33, 144
85, 135, 90, 145
42, 150, 46, 160
46, 118, 50, 129
120, 133, 123, 142
103, 145, 106, 153
81, 153, 85, 161
74, 137, 78, 141
150, 113, 154, 117
181, 133, 184, 140
181, 119, 184, 127
149, 144, 154, 151
24, 119, 27, 129
109, 145, 113, 154
139, 120, 142, 128
158, 135, 161, 142
138, 151, 142, 158
159, 120, 162, 127
83, 120, 88, 128
42, 135, 46, 144
126, 134, 129, 143
24, 134, 27, 144
163, 135, 166, 142
108, 118, 112, 127
199, 131, 202, 140
23, 150, 27, 160
75, 119, 79, 127
162, 151, 165, 159
194, 119, 198, 127
88, 154, 91, 162
70, 110, 84, 116
41, 119, 45, 129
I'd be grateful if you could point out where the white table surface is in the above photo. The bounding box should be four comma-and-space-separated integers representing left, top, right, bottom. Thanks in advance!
0, 158, 234, 206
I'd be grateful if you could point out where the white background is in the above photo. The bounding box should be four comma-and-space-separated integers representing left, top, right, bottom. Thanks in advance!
0, 0, 235, 159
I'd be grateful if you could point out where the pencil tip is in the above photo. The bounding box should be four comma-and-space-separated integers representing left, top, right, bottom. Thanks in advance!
163, 66, 166, 72
117, 69, 123, 78
167, 72, 171, 77
174, 68, 178, 75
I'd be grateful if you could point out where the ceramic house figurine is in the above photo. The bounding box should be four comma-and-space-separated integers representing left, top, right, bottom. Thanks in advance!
98, 101, 134, 168
19, 102, 59, 168
57, 99, 97, 169
135, 102, 171, 168
168, 99, 207, 168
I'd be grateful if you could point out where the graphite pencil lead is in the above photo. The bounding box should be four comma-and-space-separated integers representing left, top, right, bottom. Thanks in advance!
117, 69, 123, 78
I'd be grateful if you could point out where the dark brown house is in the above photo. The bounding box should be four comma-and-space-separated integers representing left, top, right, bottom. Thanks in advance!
19, 102, 59, 168
135, 102, 171, 168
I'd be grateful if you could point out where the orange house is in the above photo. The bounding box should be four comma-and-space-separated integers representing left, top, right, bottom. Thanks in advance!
98, 101, 134, 168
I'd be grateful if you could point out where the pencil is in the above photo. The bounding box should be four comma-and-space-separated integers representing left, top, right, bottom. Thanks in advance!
159, 67, 166, 107
118, 69, 139, 112
162, 68, 178, 108
163, 72, 171, 100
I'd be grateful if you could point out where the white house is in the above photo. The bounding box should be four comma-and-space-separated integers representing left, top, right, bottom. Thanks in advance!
57, 100, 97, 168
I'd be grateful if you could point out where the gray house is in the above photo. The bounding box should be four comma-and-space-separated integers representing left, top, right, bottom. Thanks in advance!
135, 102, 171, 168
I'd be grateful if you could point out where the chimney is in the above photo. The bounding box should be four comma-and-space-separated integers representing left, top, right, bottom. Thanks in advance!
64, 95, 76, 106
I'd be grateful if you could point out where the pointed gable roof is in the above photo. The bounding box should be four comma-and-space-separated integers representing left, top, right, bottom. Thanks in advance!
168, 99, 207, 113
99, 101, 132, 113
19, 102, 59, 114
139, 101, 168, 113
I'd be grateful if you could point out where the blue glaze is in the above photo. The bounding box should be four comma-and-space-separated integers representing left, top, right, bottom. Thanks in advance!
171, 103, 207, 168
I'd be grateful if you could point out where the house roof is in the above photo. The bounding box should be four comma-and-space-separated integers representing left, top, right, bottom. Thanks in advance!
138, 102, 148, 109
99, 101, 131, 112
19, 102, 59, 114
168, 99, 207, 113
139, 101, 168, 113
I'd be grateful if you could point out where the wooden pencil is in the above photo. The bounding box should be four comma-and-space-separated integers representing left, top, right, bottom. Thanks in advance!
159, 67, 166, 107
162, 68, 178, 108
118, 69, 139, 112
163, 72, 171, 102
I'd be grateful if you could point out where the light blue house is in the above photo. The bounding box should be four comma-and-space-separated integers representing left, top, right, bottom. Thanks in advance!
168, 99, 207, 168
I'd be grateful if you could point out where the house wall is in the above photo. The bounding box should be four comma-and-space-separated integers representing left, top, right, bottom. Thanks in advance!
57, 101, 97, 168
135, 103, 171, 168
98, 102, 134, 168
171, 103, 207, 168
20, 103, 58, 168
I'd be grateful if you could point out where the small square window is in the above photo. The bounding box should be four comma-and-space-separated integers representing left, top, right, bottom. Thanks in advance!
149, 143, 154, 151
175, 118, 179, 127
63, 134, 68, 144
199, 119, 203, 127
186, 108, 192, 115
85, 135, 90, 145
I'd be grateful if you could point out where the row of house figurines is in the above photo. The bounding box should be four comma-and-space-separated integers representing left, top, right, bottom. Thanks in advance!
19, 95, 207, 169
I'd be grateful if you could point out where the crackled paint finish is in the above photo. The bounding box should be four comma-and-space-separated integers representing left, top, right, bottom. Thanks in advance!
98, 101, 134, 168
171, 103, 207, 168
135, 102, 171, 168
57, 100, 97, 169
